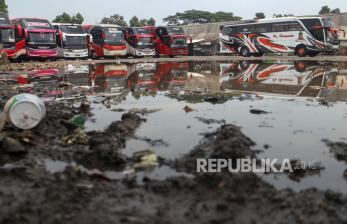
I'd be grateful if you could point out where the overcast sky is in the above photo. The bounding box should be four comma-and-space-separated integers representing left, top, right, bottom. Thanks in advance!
7, 0, 346, 25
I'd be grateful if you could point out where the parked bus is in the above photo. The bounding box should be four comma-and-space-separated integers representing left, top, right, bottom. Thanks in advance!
0, 12, 16, 59
53, 23, 88, 59
11, 18, 58, 60
123, 27, 156, 57
86, 24, 126, 59
148, 26, 190, 57
219, 17, 339, 57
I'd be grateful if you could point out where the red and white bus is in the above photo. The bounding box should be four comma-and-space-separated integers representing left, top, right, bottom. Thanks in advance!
123, 27, 156, 57
219, 17, 340, 57
147, 26, 190, 57
86, 24, 127, 59
0, 12, 16, 59
11, 18, 58, 60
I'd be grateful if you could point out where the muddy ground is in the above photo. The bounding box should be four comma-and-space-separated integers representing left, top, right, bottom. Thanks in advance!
1, 85, 347, 224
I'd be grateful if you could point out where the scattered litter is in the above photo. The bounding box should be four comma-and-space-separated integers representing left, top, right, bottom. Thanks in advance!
69, 114, 87, 128
183, 105, 194, 113
129, 108, 162, 115
250, 109, 270, 115
4, 93, 46, 130
133, 150, 158, 169
195, 116, 225, 125
60, 128, 89, 145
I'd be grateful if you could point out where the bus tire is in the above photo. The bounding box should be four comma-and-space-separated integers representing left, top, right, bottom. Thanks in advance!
240, 61, 250, 70
239, 47, 251, 57
295, 45, 307, 57
294, 61, 307, 72
253, 52, 263, 57
91, 51, 98, 60
308, 51, 319, 57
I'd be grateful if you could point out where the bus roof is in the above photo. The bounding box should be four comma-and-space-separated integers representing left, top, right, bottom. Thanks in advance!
96, 24, 121, 28
223, 16, 325, 27
11, 17, 50, 22
52, 23, 83, 26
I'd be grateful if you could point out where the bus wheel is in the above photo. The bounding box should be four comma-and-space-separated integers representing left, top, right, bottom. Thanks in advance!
239, 47, 251, 57
295, 45, 307, 57
253, 52, 263, 57
308, 51, 319, 57
294, 61, 307, 72
91, 51, 98, 60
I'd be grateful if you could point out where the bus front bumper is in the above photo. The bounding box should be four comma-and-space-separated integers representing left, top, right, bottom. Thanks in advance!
27, 48, 58, 58
136, 49, 155, 56
63, 49, 89, 58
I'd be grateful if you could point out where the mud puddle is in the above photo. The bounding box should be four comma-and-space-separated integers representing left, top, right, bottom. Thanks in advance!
1, 60, 347, 223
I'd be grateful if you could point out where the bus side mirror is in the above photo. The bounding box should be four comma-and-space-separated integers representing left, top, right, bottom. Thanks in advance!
17, 25, 23, 37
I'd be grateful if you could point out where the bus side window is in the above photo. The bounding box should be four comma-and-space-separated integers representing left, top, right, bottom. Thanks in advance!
254, 24, 268, 33
272, 23, 288, 32
91, 29, 103, 45
288, 22, 302, 31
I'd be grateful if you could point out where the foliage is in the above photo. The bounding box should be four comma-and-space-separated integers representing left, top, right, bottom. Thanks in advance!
130, 16, 156, 27
255, 12, 265, 19
163, 9, 242, 25
319, 5, 340, 15
53, 12, 84, 24
0, 0, 8, 15
101, 14, 128, 27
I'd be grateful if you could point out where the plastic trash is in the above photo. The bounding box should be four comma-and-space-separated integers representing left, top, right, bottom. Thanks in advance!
4, 93, 46, 130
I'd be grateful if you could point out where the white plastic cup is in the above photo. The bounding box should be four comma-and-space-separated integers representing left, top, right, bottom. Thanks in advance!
4, 94, 46, 130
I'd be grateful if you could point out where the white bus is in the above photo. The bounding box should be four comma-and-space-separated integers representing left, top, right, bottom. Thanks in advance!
219, 17, 340, 57
53, 23, 88, 59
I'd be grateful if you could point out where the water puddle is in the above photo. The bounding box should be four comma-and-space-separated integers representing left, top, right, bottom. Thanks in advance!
4, 60, 347, 192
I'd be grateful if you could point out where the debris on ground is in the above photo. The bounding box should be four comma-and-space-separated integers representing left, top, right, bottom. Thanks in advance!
250, 109, 270, 114
133, 150, 159, 170
183, 105, 194, 113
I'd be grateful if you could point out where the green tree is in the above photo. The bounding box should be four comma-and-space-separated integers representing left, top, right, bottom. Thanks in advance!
163, 10, 241, 25
147, 18, 156, 26
0, 0, 8, 15
101, 14, 128, 27
53, 12, 72, 23
71, 13, 84, 24
129, 16, 140, 27
139, 19, 148, 26
319, 5, 331, 14
331, 8, 341, 14
255, 12, 265, 19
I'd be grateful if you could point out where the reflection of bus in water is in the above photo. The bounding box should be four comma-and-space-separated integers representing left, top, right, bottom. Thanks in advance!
219, 61, 339, 98
89, 64, 128, 92
127, 62, 188, 91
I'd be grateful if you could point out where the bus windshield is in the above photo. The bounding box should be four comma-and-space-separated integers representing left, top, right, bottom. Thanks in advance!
28, 32, 55, 44
1, 28, 15, 43
134, 28, 151, 35
0, 15, 11, 26
60, 25, 85, 34
167, 27, 185, 35
171, 37, 187, 48
322, 18, 337, 28
137, 37, 154, 47
65, 36, 86, 46
104, 30, 124, 45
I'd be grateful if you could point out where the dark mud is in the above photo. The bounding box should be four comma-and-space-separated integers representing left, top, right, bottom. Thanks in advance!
1, 60, 347, 223
1, 105, 347, 223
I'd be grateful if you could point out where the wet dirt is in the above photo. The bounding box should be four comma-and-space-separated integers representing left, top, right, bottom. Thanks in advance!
1, 60, 347, 223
